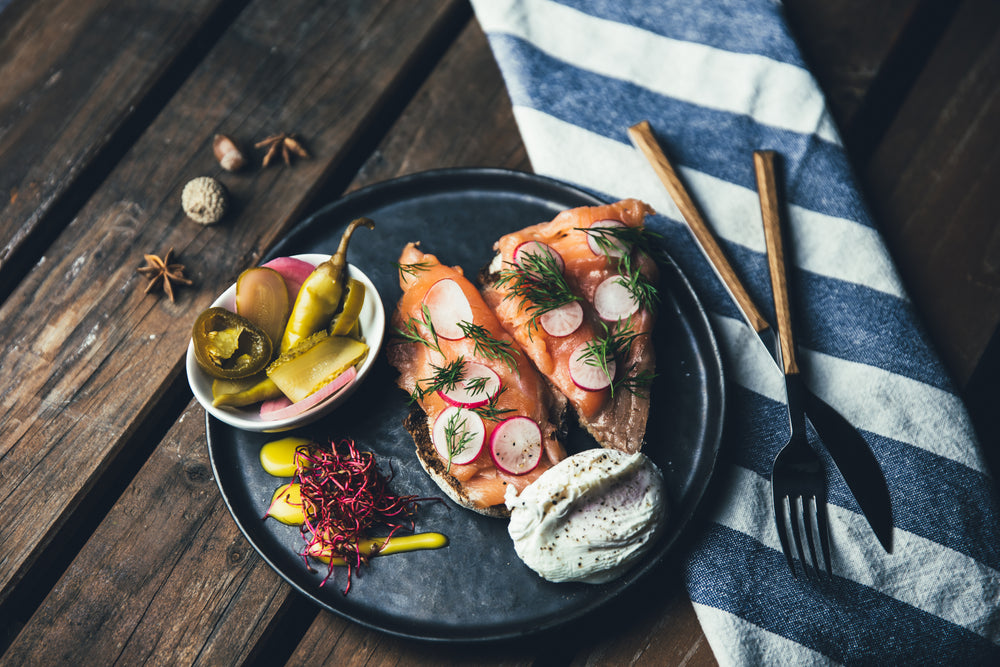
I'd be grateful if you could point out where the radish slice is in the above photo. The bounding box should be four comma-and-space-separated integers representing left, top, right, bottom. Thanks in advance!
569, 342, 616, 391
539, 301, 584, 337
593, 275, 640, 321
514, 241, 565, 273
432, 407, 486, 466
423, 278, 474, 340
587, 219, 629, 258
438, 361, 501, 408
489, 416, 543, 475
259, 366, 358, 420
262, 256, 315, 303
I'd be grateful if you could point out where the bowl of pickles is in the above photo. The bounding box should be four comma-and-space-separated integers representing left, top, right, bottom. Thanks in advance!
186, 219, 384, 432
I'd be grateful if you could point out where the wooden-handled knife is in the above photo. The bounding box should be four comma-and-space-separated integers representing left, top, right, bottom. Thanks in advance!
629, 120, 893, 552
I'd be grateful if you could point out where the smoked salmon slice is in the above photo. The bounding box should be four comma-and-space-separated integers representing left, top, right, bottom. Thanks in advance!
480, 199, 658, 454
387, 243, 567, 517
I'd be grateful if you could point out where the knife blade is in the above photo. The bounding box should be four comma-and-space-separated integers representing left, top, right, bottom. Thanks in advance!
754, 322, 893, 552
628, 120, 893, 552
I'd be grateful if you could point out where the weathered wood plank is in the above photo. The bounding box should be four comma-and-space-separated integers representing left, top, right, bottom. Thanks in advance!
865, 0, 1000, 386
0, 0, 460, 624
568, 578, 716, 667
0, 0, 241, 288
0, 403, 292, 665
784, 0, 963, 164
289, 611, 538, 667
782, 0, 926, 130
347, 20, 529, 193
2, 13, 527, 665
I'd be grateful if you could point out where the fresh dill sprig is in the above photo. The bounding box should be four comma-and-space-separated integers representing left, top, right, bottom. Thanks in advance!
616, 367, 657, 398
456, 321, 519, 374
581, 224, 663, 314
578, 223, 666, 261
471, 385, 515, 422
464, 374, 491, 397
392, 260, 432, 279
578, 224, 659, 396
495, 251, 581, 334
443, 409, 476, 472
578, 318, 650, 397
615, 251, 659, 314
394, 303, 442, 354
411, 356, 466, 403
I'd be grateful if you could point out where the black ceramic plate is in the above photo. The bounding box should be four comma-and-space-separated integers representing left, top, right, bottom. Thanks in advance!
206, 168, 723, 642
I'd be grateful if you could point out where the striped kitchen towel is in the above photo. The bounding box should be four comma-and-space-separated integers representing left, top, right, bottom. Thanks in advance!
469, 0, 1000, 663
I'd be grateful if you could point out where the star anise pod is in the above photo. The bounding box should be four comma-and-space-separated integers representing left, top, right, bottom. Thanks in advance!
137, 248, 193, 303
255, 133, 310, 167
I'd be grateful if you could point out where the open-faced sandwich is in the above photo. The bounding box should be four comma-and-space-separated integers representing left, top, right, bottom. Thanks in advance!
386, 243, 568, 517
480, 199, 659, 454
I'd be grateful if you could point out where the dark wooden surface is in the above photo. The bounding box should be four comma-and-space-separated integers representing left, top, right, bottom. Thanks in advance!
0, 0, 996, 664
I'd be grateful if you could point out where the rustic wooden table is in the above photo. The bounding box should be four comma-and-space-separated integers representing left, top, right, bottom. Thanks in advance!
0, 0, 996, 664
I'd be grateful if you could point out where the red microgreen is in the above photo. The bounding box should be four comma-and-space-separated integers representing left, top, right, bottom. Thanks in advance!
268, 438, 437, 594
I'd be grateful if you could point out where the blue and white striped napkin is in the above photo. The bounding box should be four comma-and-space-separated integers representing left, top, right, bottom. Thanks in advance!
469, 0, 1000, 662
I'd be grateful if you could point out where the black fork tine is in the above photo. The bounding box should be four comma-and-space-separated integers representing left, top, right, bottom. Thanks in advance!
774, 492, 795, 575
789, 496, 810, 579
817, 496, 833, 577
802, 495, 822, 576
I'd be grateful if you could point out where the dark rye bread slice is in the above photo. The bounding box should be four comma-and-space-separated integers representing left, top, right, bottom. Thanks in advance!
478, 264, 653, 455
402, 406, 511, 519
402, 394, 570, 519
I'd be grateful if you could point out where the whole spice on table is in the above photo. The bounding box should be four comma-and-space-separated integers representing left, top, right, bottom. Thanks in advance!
137, 248, 192, 302
181, 176, 228, 225
256, 133, 310, 167
212, 134, 246, 172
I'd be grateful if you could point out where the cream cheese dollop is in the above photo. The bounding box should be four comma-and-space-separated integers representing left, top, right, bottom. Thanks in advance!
504, 448, 666, 584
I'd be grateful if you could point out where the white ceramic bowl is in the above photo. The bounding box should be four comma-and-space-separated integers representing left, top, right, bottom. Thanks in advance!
186, 254, 385, 432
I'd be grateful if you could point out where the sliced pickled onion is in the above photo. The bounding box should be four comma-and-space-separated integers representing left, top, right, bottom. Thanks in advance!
438, 361, 501, 408
539, 301, 584, 337
514, 241, 564, 273
587, 219, 629, 258
262, 256, 315, 303
593, 276, 639, 321
489, 416, 542, 475
568, 342, 616, 391
423, 278, 473, 340
431, 407, 485, 466
259, 365, 357, 420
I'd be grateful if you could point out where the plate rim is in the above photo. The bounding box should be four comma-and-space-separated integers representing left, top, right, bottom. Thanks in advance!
205, 167, 725, 642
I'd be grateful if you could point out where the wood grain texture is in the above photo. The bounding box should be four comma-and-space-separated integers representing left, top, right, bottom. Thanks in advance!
628, 120, 770, 335
754, 151, 798, 375
782, 0, 924, 128
865, 0, 1000, 385
0, 0, 238, 283
1, 403, 292, 665
348, 21, 529, 193
290, 611, 537, 667
0, 0, 460, 616
568, 585, 716, 667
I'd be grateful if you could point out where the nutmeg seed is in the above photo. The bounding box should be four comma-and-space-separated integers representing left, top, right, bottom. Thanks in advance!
212, 134, 246, 172
182, 176, 228, 225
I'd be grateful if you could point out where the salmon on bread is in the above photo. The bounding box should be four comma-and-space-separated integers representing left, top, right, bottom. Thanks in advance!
387, 243, 568, 517
480, 199, 658, 454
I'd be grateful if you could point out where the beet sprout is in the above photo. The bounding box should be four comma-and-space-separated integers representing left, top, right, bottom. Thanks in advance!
287, 438, 435, 594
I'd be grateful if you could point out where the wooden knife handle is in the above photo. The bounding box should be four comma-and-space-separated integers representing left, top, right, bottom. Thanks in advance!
753, 150, 798, 375
628, 121, 770, 334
